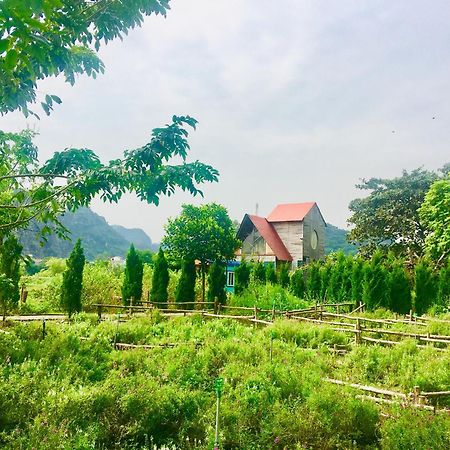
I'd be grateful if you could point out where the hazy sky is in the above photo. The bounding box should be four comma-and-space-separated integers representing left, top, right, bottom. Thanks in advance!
1, 0, 449, 242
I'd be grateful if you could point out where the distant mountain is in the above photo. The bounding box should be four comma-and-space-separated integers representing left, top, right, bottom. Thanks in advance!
325, 223, 357, 255
19, 208, 155, 260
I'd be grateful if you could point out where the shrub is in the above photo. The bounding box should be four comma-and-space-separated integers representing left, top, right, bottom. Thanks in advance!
363, 251, 389, 310
252, 262, 266, 283
265, 263, 277, 284
414, 259, 438, 315
306, 261, 321, 299
234, 260, 251, 295
278, 263, 290, 288
175, 259, 196, 308
388, 259, 412, 314
150, 248, 169, 306
207, 262, 226, 304
290, 269, 306, 298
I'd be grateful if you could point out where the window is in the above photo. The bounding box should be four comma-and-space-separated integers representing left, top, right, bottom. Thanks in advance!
227, 271, 235, 287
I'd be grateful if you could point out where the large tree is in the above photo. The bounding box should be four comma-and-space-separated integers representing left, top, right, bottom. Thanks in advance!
0, 0, 171, 116
162, 203, 240, 300
348, 167, 445, 260
419, 175, 450, 265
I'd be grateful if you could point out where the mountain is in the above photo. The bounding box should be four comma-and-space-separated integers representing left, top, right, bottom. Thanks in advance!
19, 208, 155, 260
325, 223, 357, 255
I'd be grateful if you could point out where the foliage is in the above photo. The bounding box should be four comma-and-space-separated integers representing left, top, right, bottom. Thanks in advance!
121, 244, 143, 305
207, 262, 226, 305
419, 175, 450, 264
234, 260, 251, 295
306, 261, 321, 299
150, 249, 169, 305
414, 259, 438, 315
252, 261, 266, 284
351, 257, 365, 304
135, 250, 154, 266
324, 222, 357, 255
265, 263, 277, 284
362, 251, 389, 310
0, 234, 22, 317
278, 263, 290, 288
175, 258, 196, 307
60, 239, 85, 317
290, 269, 306, 299
348, 167, 444, 259
388, 258, 412, 314
163, 203, 239, 299
0, 119, 218, 240
328, 252, 346, 301
437, 263, 450, 308
0, 0, 172, 116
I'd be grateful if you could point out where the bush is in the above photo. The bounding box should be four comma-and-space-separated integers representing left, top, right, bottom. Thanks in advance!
207, 262, 226, 304
265, 263, 277, 284
415, 259, 438, 315
290, 269, 306, 299
234, 260, 251, 295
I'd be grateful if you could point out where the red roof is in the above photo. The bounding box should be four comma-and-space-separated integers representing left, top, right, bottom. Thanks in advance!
267, 202, 316, 222
247, 215, 292, 261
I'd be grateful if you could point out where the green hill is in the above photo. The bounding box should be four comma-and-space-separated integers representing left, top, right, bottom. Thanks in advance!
19, 208, 154, 260
325, 223, 357, 255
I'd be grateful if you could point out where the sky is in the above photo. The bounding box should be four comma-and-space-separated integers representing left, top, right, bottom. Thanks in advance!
1, 0, 449, 242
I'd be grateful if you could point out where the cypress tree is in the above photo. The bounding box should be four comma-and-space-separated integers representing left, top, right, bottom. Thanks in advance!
329, 252, 345, 301
253, 261, 266, 283
150, 248, 169, 307
437, 263, 450, 307
362, 251, 389, 310
266, 263, 277, 284
234, 260, 251, 295
291, 269, 306, 298
122, 244, 144, 305
207, 262, 227, 305
0, 235, 22, 319
351, 257, 365, 305
175, 258, 196, 308
319, 262, 332, 301
61, 239, 85, 318
307, 261, 321, 300
339, 256, 354, 302
278, 263, 290, 288
388, 259, 412, 314
414, 259, 438, 315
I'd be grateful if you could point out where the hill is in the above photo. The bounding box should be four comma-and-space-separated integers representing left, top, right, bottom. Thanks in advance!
19, 208, 154, 260
325, 223, 357, 255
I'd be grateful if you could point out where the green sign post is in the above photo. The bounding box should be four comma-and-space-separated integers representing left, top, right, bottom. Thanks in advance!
214, 377, 224, 449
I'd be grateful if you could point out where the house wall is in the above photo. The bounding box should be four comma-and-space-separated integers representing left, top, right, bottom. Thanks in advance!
241, 229, 266, 255
271, 221, 304, 265
302, 204, 325, 261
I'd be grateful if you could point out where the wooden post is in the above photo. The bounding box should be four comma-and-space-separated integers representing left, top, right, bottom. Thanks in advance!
97, 304, 102, 321
336, 304, 340, 316
355, 318, 361, 345
42, 319, 46, 340
254, 305, 258, 320
409, 310, 413, 322
271, 305, 276, 322
413, 386, 420, 405
270, 333, 273, 363
218, 303, 222, 315
129, 297, 134, 315
214, 299, 218, 315
319, 304, 323, 321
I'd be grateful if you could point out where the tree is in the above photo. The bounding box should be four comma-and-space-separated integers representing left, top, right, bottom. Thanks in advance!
207, 262, 226, 305
265, 264, 277, 285
175, 258, 196, 308
362, 251, 389, 310
122, 244, 143, 305
348, 167, 445, 259
234, 261, 251, 295
136, 250, 154, 266
419, 175, 450, 264
414, 259, 438, 315
61, 239, 85, 317
252, 262, 266, 284
0, 234, 22, 319
0, 119, 218, 240
290, 269, 306, 299
0, 0, 172, 116
150, 248, 169, 306
278, 263, 290, 288
307, 261, 321, 300
319, 262, 332, 301
388, 259, 412, 315
328, 252, 346, 301
437, 263, 450, 307
351, 257, 365, 305
162, 203, 240, 300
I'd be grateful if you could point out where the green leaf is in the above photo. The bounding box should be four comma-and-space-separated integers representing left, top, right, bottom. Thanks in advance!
0, 40, 8, 54
4, 49, 18, 70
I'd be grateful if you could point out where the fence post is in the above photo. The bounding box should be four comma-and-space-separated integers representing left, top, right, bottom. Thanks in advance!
254, 304, 258, 320
97, 304, 102, 321
129, 297, 134, 315
336, 304, 340, 316
42, 319, 46, 340
355, 318, 361, 345
319, 304, 323, 321
271, 304, 276, 322
214, 298, 218, 315
217, 303, 222, 315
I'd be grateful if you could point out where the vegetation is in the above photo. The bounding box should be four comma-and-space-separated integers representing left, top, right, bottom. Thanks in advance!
60, 239, 85, 317
207, 262, 226, 305
163, 203, 240, 300
0, 315, 449, 449
0, 234, 21, 318
175, 259, 196, 308
234, 261, 251, 295
150, 249, 169, 306
122, 245, 143, 305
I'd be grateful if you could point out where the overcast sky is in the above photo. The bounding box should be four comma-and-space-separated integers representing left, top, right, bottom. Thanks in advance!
1, 0, 449, 242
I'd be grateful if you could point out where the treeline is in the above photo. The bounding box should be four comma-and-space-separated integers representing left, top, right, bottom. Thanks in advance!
235, 253, 450, 315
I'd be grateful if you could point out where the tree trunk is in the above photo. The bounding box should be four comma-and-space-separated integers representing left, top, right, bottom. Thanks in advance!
201, 263, 206, 302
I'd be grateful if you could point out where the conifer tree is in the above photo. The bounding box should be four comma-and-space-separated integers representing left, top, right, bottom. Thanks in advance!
351, 257, 365, 305
414, 259, 438, 315
339, 256, 354, 301
307, 261, 321, 299
388, 259, 412, 314
278, 263, 290, 288
266, 263, 277, 284
291, 269, 306, 298
0, 235, 22, 319
329, 252, 345, 301
362, 251, 389, 310
207, 262, 227, 305
175, 258, 196, 308
252, 262, 266, 283
61, 239, 85, 318
319, 262, 332, 301
437, 263, 450, 307
150, 248, 169, 307
234, 261, 251, 295
122, 244, 144, 306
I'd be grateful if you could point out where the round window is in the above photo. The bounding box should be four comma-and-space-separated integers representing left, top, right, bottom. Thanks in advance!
311, 230, 318, 250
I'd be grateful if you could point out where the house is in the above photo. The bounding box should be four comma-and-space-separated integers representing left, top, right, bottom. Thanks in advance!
235, 202, 326, 270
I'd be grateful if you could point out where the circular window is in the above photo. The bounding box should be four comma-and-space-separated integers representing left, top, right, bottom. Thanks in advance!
311, 230, 318, 250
